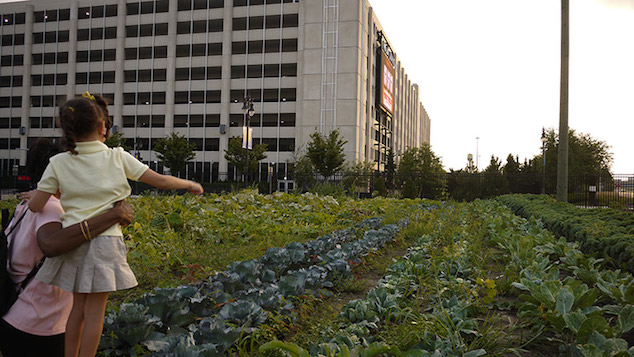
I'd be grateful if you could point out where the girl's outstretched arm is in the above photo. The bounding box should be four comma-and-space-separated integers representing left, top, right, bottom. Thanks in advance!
28, 190, 53, 212
138, 168, 204, 194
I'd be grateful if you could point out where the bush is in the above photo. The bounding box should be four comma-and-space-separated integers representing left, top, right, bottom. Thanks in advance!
310, 181, 347, 198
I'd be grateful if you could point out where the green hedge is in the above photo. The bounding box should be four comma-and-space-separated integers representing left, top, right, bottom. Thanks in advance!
497, 194, 634, 273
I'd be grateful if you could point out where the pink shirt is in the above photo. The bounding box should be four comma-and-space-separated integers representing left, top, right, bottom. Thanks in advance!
2, 198, 72, 336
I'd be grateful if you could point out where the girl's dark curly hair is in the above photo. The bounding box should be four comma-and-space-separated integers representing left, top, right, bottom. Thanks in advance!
58, 94, 111, 155
26, 138, 62, 186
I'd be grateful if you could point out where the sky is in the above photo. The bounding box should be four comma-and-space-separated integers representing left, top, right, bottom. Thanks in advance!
369, 0, 634, 174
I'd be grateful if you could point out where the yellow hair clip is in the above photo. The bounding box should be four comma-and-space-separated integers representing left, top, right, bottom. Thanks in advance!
67, 106, 74, 112
82, 91, 95, 101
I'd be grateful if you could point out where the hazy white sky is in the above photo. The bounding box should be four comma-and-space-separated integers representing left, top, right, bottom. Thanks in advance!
369, 0, 634, 173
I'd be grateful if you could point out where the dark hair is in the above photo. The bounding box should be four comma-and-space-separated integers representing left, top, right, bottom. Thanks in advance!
26, 138, 62, 186
58, 94, 110, 155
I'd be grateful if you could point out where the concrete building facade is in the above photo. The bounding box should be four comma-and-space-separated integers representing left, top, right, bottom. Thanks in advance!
0, 0, 430, 181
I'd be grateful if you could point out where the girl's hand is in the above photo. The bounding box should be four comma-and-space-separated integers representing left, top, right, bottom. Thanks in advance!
18, 190, 35, 201
189, 181, 204, 195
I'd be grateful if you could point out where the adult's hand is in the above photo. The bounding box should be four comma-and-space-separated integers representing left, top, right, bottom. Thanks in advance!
112, 200, 134, 227
18, 190, 35, 201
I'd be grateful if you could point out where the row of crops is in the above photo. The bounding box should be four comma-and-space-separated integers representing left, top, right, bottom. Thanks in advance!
497, 194, 634, 274
259, 201, 634, 356
94, 195, 634, 355
3, 192, 634, 355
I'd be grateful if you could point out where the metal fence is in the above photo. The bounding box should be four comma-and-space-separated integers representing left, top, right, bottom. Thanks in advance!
292, 172, 634, 210
2, 172, 633, 210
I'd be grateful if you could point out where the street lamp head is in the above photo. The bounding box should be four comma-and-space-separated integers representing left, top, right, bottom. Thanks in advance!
541, 127, 547, 143
242, 97, 255, 117
248, 102, 255, 117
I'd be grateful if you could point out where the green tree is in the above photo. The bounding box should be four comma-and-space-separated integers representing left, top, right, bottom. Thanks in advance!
447, 154, 479, 202
104, 132, 132, 151
503, 154, 520, 175
291, 153, 316, 192
342, 161, 375, 197
447, 169, 481, 202
396, 143, 445, 199
483, 155, 502, 174
503, 154, 523, 193
306, 129, 347, 178
527, 128, 613, 194
153, 133, 196, 177
482, 155, 509, 197
224, 136, 268, 176
538, 128, 612, 175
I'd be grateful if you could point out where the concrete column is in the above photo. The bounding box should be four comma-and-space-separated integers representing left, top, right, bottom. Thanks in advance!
364, 5, 373, 162
67, 1, 78, 100
294, 0, 307, 164
164, 0, 178, 132
18, 5, 34, 165
413, 86, 419, 147
218, 0, 233, 174
113, 0, 126, 129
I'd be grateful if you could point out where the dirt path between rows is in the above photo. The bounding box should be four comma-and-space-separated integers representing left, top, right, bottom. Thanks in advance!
336, 245, 408, 304
284, 240, 410, 344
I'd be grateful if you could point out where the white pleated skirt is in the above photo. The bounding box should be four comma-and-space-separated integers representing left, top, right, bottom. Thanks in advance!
35, 235, 138, 293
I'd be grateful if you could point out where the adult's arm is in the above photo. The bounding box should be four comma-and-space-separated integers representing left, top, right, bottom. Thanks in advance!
36, 200, 134, 257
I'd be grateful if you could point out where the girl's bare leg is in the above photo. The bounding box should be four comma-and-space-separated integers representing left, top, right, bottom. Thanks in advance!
78, 292, 110, 357
65, 293, 86, 357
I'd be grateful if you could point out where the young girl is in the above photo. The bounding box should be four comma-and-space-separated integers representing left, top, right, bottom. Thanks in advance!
28, 92, 203, 357
1, 139, 135, 357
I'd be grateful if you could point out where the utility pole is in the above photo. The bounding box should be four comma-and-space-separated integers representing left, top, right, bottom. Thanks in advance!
557, 0, 569, 202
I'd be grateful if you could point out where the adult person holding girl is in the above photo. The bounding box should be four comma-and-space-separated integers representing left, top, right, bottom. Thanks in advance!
0, 138, 135, 357
28, 92, 203, 357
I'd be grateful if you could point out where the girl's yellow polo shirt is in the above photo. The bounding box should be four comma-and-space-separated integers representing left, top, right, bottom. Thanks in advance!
37, 141, 148, 237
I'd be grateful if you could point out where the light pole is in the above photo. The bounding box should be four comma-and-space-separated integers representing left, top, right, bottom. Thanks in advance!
12, 163, 18, 191
134, 137, 143, 161
268, 162, 274, 194
541, 128, 547, 194
242, 97, 255, 187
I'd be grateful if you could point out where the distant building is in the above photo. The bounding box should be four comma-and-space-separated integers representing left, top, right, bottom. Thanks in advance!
0, 0, 430, 181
